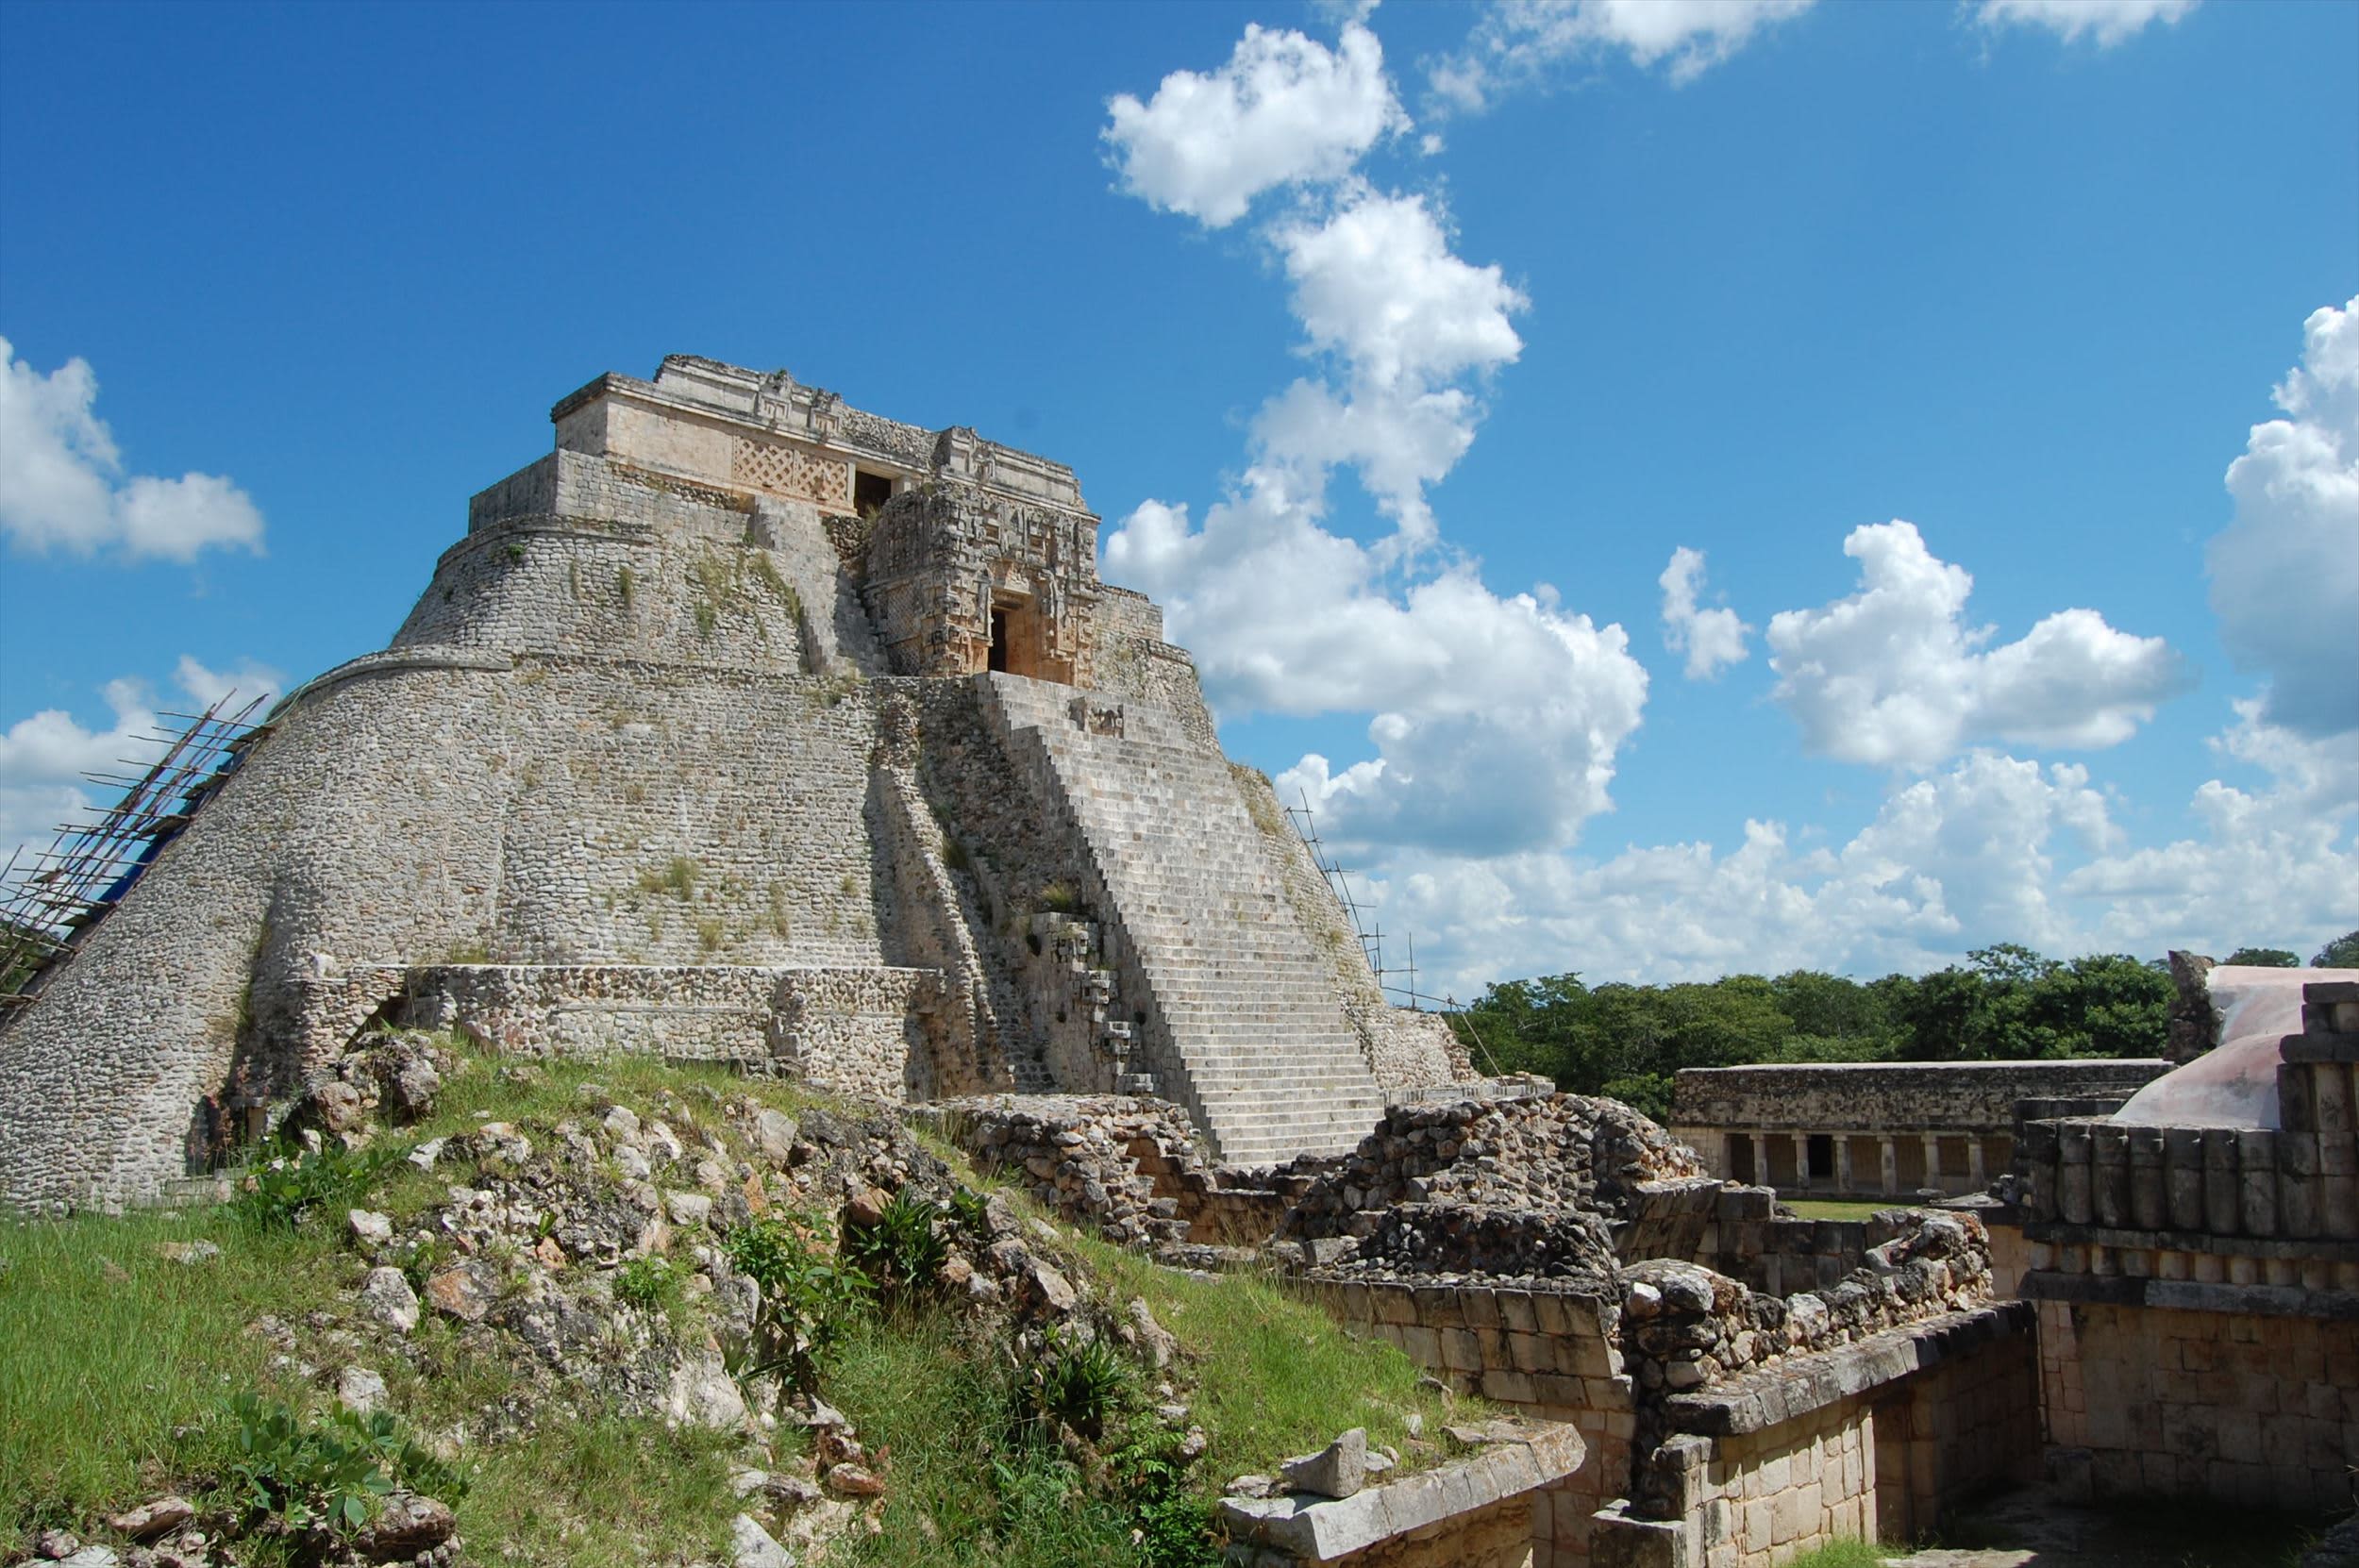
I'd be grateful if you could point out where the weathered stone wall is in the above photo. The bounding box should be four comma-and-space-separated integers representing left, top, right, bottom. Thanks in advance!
2035, 1298, 2356, 1511
1598, 1311, 2037, 1567
393, 962, 947, 1098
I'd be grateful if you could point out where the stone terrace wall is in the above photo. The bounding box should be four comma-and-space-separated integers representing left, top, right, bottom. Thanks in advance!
2035, 1298, 2354, 1510
1599, 1306, 2037, 1568
1223, 1418, 1587, 1568
393, 963, 946, 1098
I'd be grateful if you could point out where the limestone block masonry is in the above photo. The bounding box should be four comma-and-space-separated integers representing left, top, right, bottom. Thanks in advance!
0, 355, 1460, 1210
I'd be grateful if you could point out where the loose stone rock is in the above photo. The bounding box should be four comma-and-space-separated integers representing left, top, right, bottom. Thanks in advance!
1280, 1427, 1368, 1499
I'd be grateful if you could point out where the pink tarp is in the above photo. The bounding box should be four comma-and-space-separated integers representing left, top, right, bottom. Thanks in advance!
2114, 965, 2359, 1129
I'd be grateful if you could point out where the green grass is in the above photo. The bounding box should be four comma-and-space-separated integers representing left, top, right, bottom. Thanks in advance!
1063, 1231, 1464, 1481
455, 1415, 740, 1568
1781, 1199, 1899, 1222
0, 1208, 347, 1553
825, 1315, 1142, 1568
1786, 1540, 1888, 1568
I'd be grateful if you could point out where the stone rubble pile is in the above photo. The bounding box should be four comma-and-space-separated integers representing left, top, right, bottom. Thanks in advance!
1346, 1201, 1623, 1283
106, 1033, 1206, 1568
927, 1094, 1212, 1247
1279, 1093, 1706, 1248
1618, 1209, 1996, 1396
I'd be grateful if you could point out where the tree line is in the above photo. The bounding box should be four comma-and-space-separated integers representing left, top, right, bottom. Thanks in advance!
1447, 931, 2359, 1124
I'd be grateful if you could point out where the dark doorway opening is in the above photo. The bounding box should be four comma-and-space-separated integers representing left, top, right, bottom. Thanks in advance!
988, 609, 1010, 673
854, 469, 894, 516
1807, 1133, 1835, 1181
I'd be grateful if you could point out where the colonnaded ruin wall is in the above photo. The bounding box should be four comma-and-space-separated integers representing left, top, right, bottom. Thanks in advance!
0, 355, 1466, 1210
1669, 1059, 2170, 1200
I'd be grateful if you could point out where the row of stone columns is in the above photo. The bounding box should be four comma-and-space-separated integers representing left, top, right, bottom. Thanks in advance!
1735, 1129, 1993, 1196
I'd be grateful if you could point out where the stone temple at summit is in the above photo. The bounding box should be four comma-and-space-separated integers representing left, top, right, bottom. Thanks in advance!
0, 355, 1474, 1212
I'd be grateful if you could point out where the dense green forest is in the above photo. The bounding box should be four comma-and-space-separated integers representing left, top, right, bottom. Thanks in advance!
1447, 932, 2359, 1124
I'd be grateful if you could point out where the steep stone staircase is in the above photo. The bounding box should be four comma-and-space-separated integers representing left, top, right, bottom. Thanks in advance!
979, 674, 1384, 1165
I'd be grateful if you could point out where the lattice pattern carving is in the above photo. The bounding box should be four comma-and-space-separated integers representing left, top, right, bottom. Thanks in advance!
732, 437, 845, 509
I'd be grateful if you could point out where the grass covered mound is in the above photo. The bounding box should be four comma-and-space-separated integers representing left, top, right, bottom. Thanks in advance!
1, 1035, 1464, 1566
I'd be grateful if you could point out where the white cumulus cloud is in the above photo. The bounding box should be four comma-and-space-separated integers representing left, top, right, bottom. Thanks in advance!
1765, 520, 2190, 768
1109, 480, 1649, 859
1362, 748, 2119, 994
1972, 0, 2198, 48
1659, 546, 1751, 679
2205, 294, 2359, 737
2066, 701, 2358, 953
1255, 188, 1528, 548
0, 336, 265, 562
1104, 20, 1407, 228
1429, 0, 1816, 111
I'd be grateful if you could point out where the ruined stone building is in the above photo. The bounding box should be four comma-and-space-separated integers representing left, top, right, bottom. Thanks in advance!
0, 355, 1468, 1211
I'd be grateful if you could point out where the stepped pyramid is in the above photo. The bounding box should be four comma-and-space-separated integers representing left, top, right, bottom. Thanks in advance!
0, 356, 1469, 1210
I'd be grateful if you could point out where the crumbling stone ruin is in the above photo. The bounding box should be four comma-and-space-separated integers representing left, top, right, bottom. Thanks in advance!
0, 355, 1469, 1212
947, 1088, 2045, 1566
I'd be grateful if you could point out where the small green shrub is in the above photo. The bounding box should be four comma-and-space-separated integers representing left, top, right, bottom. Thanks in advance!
230, 1141, 399, 1232
1114, 1444, 1222, 1568
503, 543, 526, 563
842, 1193, 948, 1308
693, 600, 718, 637
749, 554, 792, 604
1037, 880, 1082, 915
720, 1216, 873, 1387
613, 1254, 678, 1312
616, 565, 636, 608
1017, 1330, 1135, 1443
226, 1393, 468, 1534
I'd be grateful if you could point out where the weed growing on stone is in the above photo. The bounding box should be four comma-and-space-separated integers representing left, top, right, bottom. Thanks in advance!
639, 856, 699, 899
841, 1193, 949, 1312
720, 1214, 873, 1388
612, 1253, 680, 1313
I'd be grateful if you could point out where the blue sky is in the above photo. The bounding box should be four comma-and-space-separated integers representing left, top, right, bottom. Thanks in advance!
2, 0, 2352, 995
